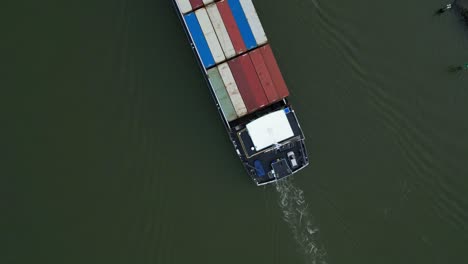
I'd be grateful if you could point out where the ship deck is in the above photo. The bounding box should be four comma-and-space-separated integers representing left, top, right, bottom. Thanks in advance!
231, 107, 309, 185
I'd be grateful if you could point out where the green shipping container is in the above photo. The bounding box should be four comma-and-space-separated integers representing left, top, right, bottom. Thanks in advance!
207, 68, 238, 122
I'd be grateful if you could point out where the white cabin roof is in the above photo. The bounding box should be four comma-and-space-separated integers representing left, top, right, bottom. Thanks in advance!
246, 109, 294, 151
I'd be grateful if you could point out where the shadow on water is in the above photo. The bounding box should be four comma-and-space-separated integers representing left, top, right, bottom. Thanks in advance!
275, 179, 327, 264
447, 64, 468, 73
436, 0, 468, 25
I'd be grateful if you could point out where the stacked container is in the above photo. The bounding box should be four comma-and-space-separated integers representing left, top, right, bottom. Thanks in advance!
177, 0, 289, 122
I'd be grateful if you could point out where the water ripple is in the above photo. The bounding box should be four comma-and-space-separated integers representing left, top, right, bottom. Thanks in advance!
276, 179, 327, 264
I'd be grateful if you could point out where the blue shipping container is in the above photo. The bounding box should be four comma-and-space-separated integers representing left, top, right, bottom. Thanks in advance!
184, 13, 215, 68
227, 0, 257, 50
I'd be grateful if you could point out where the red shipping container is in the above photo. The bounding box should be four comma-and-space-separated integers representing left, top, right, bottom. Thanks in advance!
216, 0, 246, 54
249, 49, 279, 103
228, 54, 268, 112
189, 0, 204, 10
260, 44, 289, 99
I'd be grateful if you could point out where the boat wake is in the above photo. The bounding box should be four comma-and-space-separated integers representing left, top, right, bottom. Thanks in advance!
275, 179, 327, 264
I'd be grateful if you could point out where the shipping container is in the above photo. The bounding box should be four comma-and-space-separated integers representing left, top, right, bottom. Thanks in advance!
206, 4, 236, 59
227, 0, 257, 50
260, 45, 289, 98
217, 62, 248, 117
216, 0, 246, 54
176, 0, 192, 14
189, 0, 204, 10
239, 0, 268, 45
184, 13, 215, 68
195, 8, 226, 65
228, 54, 268, 112
207, 67, 238, 121
249, 49, 279, 103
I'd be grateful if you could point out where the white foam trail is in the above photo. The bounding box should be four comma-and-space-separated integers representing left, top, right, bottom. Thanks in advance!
275, 179, 328, 264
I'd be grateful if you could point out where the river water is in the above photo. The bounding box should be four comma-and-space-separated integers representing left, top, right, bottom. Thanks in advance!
2, 0, 468, 263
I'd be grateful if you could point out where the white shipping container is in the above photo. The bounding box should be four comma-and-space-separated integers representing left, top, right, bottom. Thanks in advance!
206, 4, 236, 59
217, 63, 248, 117
202, 0, 215, 4
195, 8, 226, 64
239, 0, 268, 45
175, 0, 192, 14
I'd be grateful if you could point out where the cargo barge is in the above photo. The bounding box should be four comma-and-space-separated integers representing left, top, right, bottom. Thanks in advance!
173, 0, 309, 185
